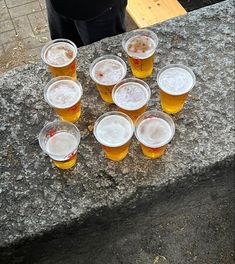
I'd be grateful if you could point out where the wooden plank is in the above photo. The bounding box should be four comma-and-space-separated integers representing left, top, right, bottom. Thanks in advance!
127, 0, 187, 28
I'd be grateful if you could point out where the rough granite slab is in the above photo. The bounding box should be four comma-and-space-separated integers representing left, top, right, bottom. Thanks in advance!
0, 0, 234, 248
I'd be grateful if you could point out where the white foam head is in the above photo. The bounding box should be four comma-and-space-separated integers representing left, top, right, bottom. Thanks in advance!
44, 42, 75, 67
95, 115, 133, 147
91, 59, 126, 86
158, 66, 195, 95
113, 82, 149, 110
46, 80, 82, 109
125, 35, 156, 59
46, 132, 78, 161
137, 117, 172, 148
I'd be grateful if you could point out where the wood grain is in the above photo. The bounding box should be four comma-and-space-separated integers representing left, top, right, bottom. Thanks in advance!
127, 0, 187, 28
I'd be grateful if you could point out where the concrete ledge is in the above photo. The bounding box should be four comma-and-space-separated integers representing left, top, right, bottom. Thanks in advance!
0, 0, 234, 257
1, 161, 233, 263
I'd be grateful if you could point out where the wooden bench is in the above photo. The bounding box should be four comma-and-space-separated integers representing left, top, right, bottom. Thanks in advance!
126, 0, 187, 28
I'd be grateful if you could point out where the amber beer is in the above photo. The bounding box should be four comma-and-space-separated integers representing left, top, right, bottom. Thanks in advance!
122, 29, 158, 78
39, 121, 81, 169
94, 112, 134, 161
89, 55, 127, 103
41, 39, 77, 79
157, 64, 196, 114
112, 78, 151, 122
135, 110, 175, 158
44, 76, 83, 122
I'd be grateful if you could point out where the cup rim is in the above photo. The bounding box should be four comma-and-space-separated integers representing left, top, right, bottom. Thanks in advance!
112, 78, 151, 111
89, 54, 127, 86
157, 64, 196, 96
44, 76, 83, 109
41, 38, 77, 68
93, 111, 134, 147
122, 29, 159, 58
38, 120, 81, 159
135, 110, 175, 148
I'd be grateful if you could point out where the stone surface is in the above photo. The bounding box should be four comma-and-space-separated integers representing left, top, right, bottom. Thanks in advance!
5, 0, 35, 8
0, 0, 234, 255
28, 11, 47, 35
0, 19, 14, 34
0, 0, 49, 74
0, 45, 4, 57
13, 15, 34, 38
0, 29, 17, 46
8, 1, 41, 18
6, 166, 232, 264
0, 0, 11, 22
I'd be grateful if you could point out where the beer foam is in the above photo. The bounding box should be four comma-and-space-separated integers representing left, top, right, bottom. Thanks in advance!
95, 115, 133, 147
44, 42, 75, 67
114, 82, 149, 110
158, 67, 195, 95
137, 117, 172, 147
92, 59, 125, 85
47, 80, 82, 109
125, 35, 156, 59
46, 132, 77, 160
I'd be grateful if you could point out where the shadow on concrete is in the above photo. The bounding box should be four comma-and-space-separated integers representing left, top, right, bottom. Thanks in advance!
1, 162, 234, 264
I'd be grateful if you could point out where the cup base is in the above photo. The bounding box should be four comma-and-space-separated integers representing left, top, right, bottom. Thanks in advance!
105, 150, 128, 161
54, 102, 81, 123
102, 142, 130, 161
53, 154, 77, 169
59, 112, 81, 123
141, 144, 167, 159
118, 105, 147, 123
161, 107, 183, 114
160, 90, 188, 114
131, 70, 153, 79
96, 84, 114, 103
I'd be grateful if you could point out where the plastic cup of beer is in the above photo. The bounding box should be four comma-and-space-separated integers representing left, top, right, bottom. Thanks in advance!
112, 78, 151, 122
89, 55, 127, 103
94, 111, 134, 161
44, 76, 83, 123
41, 39, 77, 79
122, 29, 158, 79
157, 64, 196, 114
135, 110, 175, 158
39, 120, 81, 169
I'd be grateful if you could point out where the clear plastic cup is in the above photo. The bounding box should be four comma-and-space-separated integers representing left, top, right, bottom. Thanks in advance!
89, 55, 127, 103
112, 78, 151, 122
41, 39, 77, 79
135, 110, 175, 158
93, 111, 134, 161
44, 76, 83, 123
157, 64, 196, 114
122, 29, 158, 78
39, 120, 80, 169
